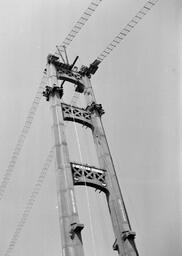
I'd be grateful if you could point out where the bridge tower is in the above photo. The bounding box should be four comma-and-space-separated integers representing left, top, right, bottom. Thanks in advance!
43, 54, 139, 256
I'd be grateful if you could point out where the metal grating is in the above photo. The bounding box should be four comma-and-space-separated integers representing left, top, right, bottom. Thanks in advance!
61, 103, 93, 130
71, 162, 108, 192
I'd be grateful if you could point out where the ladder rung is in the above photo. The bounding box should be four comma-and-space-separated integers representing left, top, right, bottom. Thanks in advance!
131, 19, 138, 24
68, 34, 75, 38
148, 1, 155, 5
139, 10, 146, 15
144, 6, 150, 11
110, 43, 116, 48
84, 11, 91, 16
120, 32, 126, 36
91, 2, 99, 7
75, 25, 81, 30
123, 28, 130, 33
88, 7, 95, 12
72, 29, 78, 34
127, 24, 134, 28
113, 39, 120, 44
135, 15, 142, 20
77, 21, 84, 25
80, 17, 88, 21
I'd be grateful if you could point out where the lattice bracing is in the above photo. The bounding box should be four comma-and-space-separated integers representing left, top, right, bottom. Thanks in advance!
71, 163, 107, 192
62, 103, 93, 129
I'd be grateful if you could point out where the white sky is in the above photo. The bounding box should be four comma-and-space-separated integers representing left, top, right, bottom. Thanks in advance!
0, 0, 181, 256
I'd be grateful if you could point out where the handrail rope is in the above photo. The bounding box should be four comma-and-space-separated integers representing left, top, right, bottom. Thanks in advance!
55, 0, 103, 54
0, 73, 48, 201
70, 99, 97, 256
95, 0, 160, 63
70, 91, 80, 107
3, 147, 54, 256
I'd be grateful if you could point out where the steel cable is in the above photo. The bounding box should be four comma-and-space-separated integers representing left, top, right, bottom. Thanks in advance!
70, 91, 80, 106
0, 73, 48, 201
96, 0, 160, 63
4, 147, 54, 256
70, 99, 97, 256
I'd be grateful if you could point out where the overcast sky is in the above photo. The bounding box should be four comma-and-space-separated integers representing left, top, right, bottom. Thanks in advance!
0, 0, 181, 256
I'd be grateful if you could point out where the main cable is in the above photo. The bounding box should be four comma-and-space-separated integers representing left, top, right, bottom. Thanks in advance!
0, 73, 48, 201
3, 147, 54, 256
95, 0, 159, 63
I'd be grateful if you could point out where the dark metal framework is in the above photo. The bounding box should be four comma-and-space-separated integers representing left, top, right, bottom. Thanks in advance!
71, 162, 108, 193
61, 103, 93, 130
43, 54, 139, 256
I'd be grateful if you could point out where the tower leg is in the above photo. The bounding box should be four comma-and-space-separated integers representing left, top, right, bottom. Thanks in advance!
83, 76, 139, 256
48, 63, 85, 256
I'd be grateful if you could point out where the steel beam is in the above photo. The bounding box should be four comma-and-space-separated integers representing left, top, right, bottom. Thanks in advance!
82, 75, 139, 256
47, 62, 85, 256
71, 162, 108, 192
61, 103, 93, 130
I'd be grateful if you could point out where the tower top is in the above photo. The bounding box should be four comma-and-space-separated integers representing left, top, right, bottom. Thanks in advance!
47, 54, 100, 78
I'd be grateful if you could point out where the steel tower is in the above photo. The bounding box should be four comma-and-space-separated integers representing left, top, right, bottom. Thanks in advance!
43, 54, 139, 256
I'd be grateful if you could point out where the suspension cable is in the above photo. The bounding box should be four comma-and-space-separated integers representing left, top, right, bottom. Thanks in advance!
70, 99, 97, 256
68, 54, 96, 254
55, 0, 102, 54
95, 0, 160, 63
0, 73, 48, 201
70, 91, 80, 107
3, 147, 54, 256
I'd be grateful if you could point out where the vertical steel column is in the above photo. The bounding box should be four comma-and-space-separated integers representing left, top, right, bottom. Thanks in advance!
83, 76, 138, 256
48, 63, 85, 256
